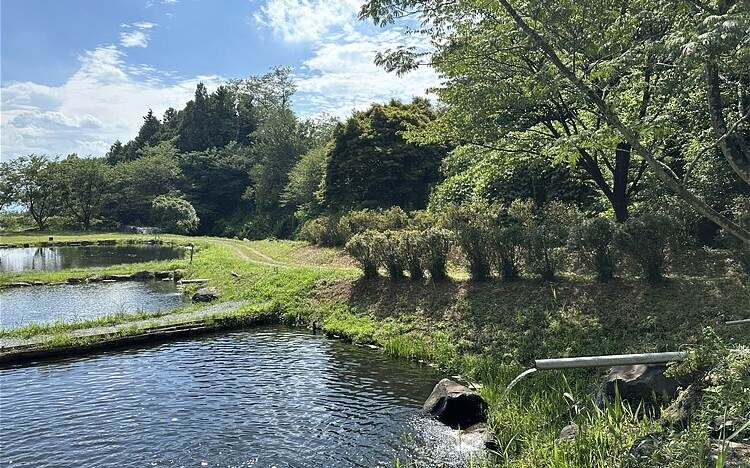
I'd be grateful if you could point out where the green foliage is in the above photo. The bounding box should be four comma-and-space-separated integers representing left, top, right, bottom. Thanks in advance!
282, 144, 329, 222
322, 98, 446, 211
490, 212, 524, 281
569, 217, 618, 282
616, 213, 676, 283
511, 200, 581, 281
726, 196, 750, 275
2, 155, 61, 230
397, 230, 426, 280
151, 195, 199, 234
421, 228, 453, 281
443, 202, 494, 281
373, 230, 405, 280
108, 152, 182, 226
298, 216, 345, 247
339, 207, 409, 239
345, 231, 379, 278
55, 155, 111, 230
178, 143, 253, 234
431, 147, 595, 211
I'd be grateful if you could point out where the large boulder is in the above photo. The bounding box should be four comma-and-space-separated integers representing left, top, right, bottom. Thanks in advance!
423, 378, 488, 429
598, 364, 687, 416
192, 287, 220, 302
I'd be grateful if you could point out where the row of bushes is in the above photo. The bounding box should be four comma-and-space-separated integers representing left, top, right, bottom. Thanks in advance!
297, 207, 409, 247
341, 200, 726, 283
346, 228, 453, 281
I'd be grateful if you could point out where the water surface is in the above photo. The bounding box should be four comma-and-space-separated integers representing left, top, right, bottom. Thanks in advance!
0, 245, 184, 272
0, 281, 187, 328
0, 328, 484, 467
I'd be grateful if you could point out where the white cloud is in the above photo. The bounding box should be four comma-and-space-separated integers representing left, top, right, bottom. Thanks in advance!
1, 45, 221, 160
120, 21, 158, 48
255, 0, 439, 118
120, 30, 149, 48
254, 0, 363, 43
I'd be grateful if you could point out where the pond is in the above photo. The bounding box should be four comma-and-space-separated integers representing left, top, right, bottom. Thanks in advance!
0, 281, 188, 328
0, 328, 485, 467
0, 245, 185, 273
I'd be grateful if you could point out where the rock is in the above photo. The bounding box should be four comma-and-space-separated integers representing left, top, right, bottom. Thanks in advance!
173, 269, 187, 281
104, 274, 134, 281
87, 275, 104, 283
463, 422, 498, 450
192, 287, 220, 302
66, 277, 83, 284
31, 281, 47, 286
661, 383, 703, 430
130, 270, 154, 280
423, 378, 488, 429
5, 282, 31, 288
598, 364, 686, 416
154, 270, 173, 279
180, 278, 209, 284
628, 433, 663, 460
710, 416, 745, 439
558, 423, 579, 440
709, 441, 750, 467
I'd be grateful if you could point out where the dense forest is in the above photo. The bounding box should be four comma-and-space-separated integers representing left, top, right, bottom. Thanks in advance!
1, 0, 748, 257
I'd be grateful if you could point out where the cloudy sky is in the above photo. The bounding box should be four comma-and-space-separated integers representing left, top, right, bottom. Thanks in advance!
0, 0, 437, 160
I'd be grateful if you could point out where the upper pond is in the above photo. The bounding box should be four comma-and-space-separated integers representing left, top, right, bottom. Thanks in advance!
0, 244, 185, 273
0, 281, 187, 328
0, 328, 484, 467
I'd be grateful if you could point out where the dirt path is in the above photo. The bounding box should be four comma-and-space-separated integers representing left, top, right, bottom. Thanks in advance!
213, 239, 288, 267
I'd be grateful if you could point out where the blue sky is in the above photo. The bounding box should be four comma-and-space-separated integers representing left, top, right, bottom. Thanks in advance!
1, 0, 436, 160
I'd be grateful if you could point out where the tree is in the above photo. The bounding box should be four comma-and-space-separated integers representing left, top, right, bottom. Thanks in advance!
0, 164, 17, 212
322, 99, 447, 211
108, 150, 182, 225
56, 155, 111, 230
151, 195, 199, 234
106, 140, 125, 165
134, 109, 162, 150
361, 0, 750, 242
177, 83, 212, 152
208, 85, 239, 148
179, 142, 254, 233
5, 155, 61, 230
282, 144, 330, 222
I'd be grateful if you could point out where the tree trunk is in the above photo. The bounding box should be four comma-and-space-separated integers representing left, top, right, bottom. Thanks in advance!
704, 60, 750, 185
612, 143, 631, 222
497, 0, 750, 244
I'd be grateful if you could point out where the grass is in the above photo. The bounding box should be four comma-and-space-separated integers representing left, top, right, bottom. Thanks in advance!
2, 230, 748, 466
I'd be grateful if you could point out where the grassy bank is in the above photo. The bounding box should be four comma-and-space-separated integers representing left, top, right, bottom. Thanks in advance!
1, 231, 748, 466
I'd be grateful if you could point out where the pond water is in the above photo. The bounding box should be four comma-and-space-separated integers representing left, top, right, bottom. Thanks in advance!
0, 245, 184, 273
0, 328, 485, 467
0, 281, 187, 328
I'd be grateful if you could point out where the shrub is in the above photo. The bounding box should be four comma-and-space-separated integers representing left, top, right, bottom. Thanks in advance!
569, 217, 618, 281
615, 213, 675, 283
726, 196, 750, 275
398, 230, 427, 280
345, 231, 379, 278
511, 199, 581, 281
443, 203, 494, 281
490, 215, 524, 281
297, 216, 345, 246
373, 230, 405, 280
420, 228, 453, 281
339, 207, 409, 239
151, 195, 199, 234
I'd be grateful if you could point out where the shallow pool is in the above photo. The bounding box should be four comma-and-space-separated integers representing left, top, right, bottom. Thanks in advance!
0, 245, 184, 273
0, 328, 485, 467
0, 281, 187, 328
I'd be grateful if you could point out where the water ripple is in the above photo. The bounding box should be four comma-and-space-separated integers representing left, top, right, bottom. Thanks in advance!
0, 328, 483, 467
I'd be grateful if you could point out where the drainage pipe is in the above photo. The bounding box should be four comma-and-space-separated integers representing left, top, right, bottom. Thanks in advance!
534, 351, 686, 370
726, 318, 750, 325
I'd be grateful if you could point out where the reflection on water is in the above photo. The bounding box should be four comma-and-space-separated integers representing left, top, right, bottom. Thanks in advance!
0, 328, 485, 467
0, 281, 187, 328
0, 245, 184, 272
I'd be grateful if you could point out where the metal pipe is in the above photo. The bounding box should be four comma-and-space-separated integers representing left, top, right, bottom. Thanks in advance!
726, 318, 750, 325
534, 351, 686, 370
